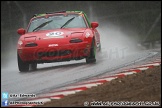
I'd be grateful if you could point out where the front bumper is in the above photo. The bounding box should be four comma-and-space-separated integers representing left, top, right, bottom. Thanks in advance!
18, 42, 91, 63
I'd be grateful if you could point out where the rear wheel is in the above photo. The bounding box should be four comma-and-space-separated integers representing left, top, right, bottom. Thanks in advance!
17, 53, 29, 72
86, 38, 96, 63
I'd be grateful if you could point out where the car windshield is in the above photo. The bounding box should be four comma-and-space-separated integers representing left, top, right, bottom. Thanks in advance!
28, 14, 87, 32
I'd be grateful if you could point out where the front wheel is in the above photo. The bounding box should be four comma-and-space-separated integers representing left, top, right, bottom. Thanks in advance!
17, 53, 29, 72
86, 39, 96, 63
30, 63, 37, 71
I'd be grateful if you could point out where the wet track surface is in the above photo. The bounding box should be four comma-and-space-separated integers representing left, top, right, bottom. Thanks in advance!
1, 48, 160, 101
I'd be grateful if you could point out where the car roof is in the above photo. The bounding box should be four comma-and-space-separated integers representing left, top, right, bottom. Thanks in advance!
33, 11, 85, 18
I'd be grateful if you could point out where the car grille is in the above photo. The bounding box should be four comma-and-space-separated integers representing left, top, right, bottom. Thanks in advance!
37, 50, 72, 57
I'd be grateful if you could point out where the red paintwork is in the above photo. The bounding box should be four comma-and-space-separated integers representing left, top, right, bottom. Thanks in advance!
17, 28, 26, 35
91, 22, 99, 29
17, 12, 101, 63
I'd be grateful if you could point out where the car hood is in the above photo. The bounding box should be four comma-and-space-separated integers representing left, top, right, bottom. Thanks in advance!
19, 28, 92, 47
22, 28, 87, 40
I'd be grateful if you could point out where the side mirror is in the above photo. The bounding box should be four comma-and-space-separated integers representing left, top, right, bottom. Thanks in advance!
91, 22, 99, 29
17, 28, 26, 35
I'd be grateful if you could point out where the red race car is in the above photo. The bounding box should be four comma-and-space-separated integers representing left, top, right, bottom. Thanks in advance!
17, 11, 101, 72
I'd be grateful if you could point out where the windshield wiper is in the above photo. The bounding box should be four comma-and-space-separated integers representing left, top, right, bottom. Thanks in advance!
60, 17, 75, 29
33, 20, 53, 32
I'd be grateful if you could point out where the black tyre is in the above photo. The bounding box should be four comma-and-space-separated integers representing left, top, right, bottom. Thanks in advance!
17, 53, 29, 72
86, 38, 96, 63
30, 63, 37, 71
99, 43, 101, 51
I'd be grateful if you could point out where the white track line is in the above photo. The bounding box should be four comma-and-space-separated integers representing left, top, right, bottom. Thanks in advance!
137, 67, 149, 70
116, 71, 136, 75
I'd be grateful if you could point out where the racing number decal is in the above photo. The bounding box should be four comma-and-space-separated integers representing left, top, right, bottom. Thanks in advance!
46, 31, 64, 37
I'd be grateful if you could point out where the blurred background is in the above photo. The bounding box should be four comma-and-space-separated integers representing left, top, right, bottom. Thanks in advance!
1, 1, 161, 66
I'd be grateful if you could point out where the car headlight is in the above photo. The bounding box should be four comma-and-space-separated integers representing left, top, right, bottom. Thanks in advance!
18, 41, 23, 46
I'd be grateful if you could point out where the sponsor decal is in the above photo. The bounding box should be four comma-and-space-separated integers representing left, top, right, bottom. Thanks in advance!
48, 44, 58, 47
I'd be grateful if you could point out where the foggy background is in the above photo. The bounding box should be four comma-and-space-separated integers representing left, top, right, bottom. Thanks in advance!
1, 1, 161, 67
